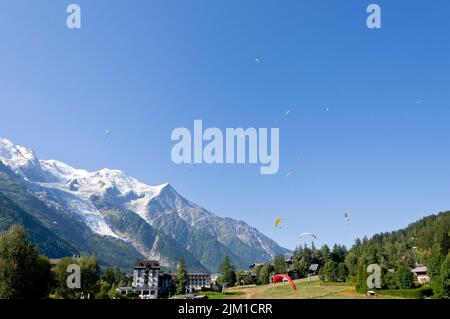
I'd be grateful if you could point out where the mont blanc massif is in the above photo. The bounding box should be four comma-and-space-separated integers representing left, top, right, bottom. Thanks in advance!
0, 138, 290, 272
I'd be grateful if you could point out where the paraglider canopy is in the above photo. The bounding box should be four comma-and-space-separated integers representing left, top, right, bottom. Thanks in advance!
274, 217, 282, 228
273, 274, 296, 290
345, 212, 350, 224
299, 232, 317, 240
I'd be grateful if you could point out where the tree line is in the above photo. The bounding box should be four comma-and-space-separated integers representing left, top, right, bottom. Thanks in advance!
182, 211, 450, 299
2, 210, 449, 299
0, 225, 133, 299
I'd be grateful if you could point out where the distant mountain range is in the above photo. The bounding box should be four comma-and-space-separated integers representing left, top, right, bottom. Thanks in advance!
0, 138, 290, 272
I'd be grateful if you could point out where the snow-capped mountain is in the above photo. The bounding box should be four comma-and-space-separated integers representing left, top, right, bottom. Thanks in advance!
0, 138, 290, 271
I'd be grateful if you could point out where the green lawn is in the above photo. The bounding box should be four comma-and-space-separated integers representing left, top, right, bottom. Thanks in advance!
223, 279, 406, 299
172, 279, 413, 299
198, 291, 245, 299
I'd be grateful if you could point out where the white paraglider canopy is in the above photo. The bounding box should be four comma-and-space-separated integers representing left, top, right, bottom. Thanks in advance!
299, 232, 317, 240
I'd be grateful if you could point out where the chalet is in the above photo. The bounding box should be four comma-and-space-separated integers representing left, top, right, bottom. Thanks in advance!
309, 264, 319, 276
249, 262, 272, 270
411, 266, 430, 284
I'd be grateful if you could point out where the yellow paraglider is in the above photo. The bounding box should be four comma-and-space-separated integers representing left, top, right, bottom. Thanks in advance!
274, 217, 282, 228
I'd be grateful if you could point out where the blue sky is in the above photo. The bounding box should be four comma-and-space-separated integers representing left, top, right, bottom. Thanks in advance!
1, 0, 450, 250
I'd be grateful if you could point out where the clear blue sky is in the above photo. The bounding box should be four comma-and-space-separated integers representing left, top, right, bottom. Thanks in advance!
1, 0, 449, 250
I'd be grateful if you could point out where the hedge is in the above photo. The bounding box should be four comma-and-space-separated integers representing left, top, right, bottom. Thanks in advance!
377, 286, 433, 299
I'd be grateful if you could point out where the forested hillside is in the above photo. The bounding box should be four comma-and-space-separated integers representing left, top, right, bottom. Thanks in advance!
288, 211, 449, 298
345, 211, 450, 275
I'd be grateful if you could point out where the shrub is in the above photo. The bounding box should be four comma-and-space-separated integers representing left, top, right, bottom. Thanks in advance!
378, 286, 432, 299
396, 265, 415, 289
382, 271, 399, 289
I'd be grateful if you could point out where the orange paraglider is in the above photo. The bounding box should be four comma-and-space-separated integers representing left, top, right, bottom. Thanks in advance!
272, 274, 297, 290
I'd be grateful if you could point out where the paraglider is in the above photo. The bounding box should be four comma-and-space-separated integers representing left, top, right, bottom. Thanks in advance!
299, 232, 317, 240
274, 218, 282, 228
273, 274, 296, 290
345, 212, 350, 224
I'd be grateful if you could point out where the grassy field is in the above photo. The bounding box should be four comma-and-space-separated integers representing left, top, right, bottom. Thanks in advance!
198, 292, 246, 299
218, 278, 404, 299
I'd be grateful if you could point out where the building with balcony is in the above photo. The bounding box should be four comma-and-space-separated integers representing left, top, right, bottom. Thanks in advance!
131, 260, 160, 299
186, 273, 211, 292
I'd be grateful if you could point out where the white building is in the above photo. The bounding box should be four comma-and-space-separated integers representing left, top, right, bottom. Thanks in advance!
186, 273, 211, 292
210, 274, 221, 285
132, 260, 160, 299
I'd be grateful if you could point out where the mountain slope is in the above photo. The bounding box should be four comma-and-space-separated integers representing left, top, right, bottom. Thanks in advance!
91, 199, 209, 272
0, 191, 76, 258
145, 184, 291, 269
0, 138, 290, 272
0, 161, 143, 270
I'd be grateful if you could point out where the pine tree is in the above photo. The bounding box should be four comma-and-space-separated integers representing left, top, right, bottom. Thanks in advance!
355, 261, 368, 292
344, 252, 359, 277
441, 254, 450, 296
337, 262, 349, 282
174, 257, 188, 295
258, 265, 270, 285
218, 256, 236, 287
273, 255, 287, 274
432, 254, 450, 299
428, 240, 444, 279
319, 261, 348, 282
331, 244, 348, 263
320, 244, 331, 264
396, 265, 414, 289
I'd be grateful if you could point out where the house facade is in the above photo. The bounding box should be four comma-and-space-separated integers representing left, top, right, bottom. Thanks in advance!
186, 273, 211, 292
210, 274, 221, 285
411, 266, 430, 284
131, 260, 160, 299
159, 273, 174, 298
